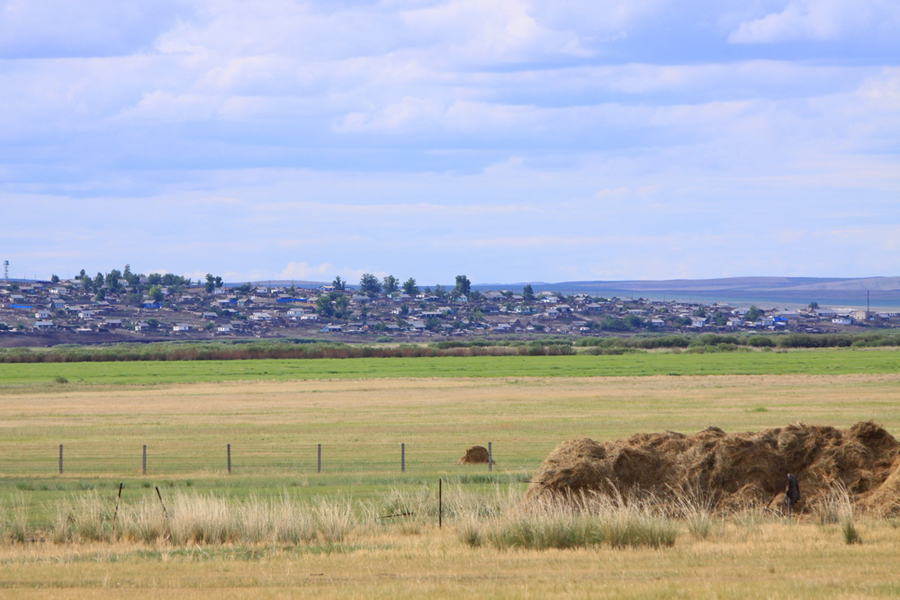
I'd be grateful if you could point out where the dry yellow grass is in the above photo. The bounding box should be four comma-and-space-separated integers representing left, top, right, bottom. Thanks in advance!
0, 518, 899, 599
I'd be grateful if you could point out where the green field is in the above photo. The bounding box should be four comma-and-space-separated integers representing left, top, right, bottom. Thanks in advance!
2, 347, 900, 386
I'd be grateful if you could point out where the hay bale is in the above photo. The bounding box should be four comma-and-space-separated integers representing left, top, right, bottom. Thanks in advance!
526, 421, 900, 513
457, 445, 491, 464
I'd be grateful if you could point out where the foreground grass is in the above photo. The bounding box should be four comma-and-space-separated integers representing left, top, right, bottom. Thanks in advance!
2, 348, 900, 386
0, 503, 898, 599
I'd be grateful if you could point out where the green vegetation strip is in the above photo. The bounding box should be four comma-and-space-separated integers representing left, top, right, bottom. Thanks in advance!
2, 349, 899, 386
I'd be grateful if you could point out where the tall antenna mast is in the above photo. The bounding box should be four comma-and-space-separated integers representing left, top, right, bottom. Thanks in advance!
3, 260, 8, 281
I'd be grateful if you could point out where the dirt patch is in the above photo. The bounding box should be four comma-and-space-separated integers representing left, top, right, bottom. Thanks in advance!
458, 445, 491, 464
526, 421, 900, 514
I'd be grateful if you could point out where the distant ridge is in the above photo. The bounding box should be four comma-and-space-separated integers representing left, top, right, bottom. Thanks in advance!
474, 276, 900, 309
225, 276, 900, 309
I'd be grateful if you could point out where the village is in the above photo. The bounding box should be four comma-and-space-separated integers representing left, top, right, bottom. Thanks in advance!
0, 271, 897, 346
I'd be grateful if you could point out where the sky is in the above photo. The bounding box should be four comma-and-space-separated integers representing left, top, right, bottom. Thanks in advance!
2, 0, 899, 286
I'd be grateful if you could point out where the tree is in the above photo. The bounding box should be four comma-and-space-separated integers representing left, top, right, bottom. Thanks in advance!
332, 294, 351, 319
149, 285, 164, 303
123, 264, 138, 286
107, 269, 123, 293
93, 272, 104, 289
383, 275, 398, 295
215, 276, 223, 289
402, 277, 419, 296
316, 295, 334, 318
454, 275, 471, 297
359, 273, 382, 298
332, 276, 345, 291
206, 273, 216, 293
746, 305, 762, 322
51, 274, 60, 284
434, 284, 447, 299
523, 284, 535, 303
808, 302, 819, 310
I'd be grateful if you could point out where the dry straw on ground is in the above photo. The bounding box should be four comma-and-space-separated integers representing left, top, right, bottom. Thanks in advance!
526, 421, 900, 515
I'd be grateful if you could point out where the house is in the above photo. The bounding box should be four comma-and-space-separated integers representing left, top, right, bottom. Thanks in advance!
249, 312, 273, 322
300, 313, 319, 321
320, 324, 342, 332
35, 310, 52, 320
102, 319, 122, 329
173, 323, 192, 332
286, 308, 307, 318
217, 324, 234, 334
34, 320, 55, 331
135, 322, 151, 332
201, 312, 218, 320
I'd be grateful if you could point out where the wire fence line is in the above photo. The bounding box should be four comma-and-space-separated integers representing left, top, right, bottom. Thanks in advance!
0, 441, 507, 477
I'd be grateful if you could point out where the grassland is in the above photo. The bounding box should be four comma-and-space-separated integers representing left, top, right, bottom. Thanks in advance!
2, 347, 900, 386
1, 351, 899, 597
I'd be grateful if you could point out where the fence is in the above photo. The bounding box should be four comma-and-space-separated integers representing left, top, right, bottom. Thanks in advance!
1, 441, 502, 478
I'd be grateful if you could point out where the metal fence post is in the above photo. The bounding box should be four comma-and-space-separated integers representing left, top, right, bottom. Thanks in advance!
58, 444, 63, 474
317, 443, 322, 473
142, 444, 147, 475
401, 443, 406, 473
227, 443, 232, 475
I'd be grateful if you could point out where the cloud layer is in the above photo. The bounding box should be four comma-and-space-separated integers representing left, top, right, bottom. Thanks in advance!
1, 0, 899, 284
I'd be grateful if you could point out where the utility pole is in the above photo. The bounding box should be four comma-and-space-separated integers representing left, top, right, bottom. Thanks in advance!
2, 261, 7, 281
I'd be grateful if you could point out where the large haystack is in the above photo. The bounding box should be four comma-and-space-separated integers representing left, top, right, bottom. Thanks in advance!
526, 422, 900, 514
458, 445, 491, 464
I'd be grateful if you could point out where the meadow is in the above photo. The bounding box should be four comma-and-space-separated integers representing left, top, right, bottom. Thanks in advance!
0, 349, 899, 597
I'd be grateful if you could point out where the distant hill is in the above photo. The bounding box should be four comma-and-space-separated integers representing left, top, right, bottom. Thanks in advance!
474, 277, 900, 309
228, 276, 900, 309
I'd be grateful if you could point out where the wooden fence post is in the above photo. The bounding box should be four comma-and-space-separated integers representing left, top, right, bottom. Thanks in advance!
142, 444, 147, 475
401, 443, 406, 473
227, 443, 232, 475
488, 441, 493, 472
58, 444, 63, 475
439, 478, 443, 529
317, 443, 322, 474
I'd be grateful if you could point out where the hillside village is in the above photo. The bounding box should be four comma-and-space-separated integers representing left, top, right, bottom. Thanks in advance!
1, 270, 898, 347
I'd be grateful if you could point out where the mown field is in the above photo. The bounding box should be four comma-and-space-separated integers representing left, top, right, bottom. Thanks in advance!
1, 350, 899, 597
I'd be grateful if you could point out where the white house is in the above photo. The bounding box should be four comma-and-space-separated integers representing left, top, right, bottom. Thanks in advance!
173, 323, 192, 332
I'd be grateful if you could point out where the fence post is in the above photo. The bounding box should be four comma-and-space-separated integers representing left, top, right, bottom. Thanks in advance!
439, 478, 443, 529
401, 442, 406, 473
142, 444, 147, 475
488, 441, 493, 472
317, 443, 322, 474
58, 444, 63, 475
227, 444, 232, 475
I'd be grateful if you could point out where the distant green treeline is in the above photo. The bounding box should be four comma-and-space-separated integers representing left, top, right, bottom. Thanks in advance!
1, 331, 899, 364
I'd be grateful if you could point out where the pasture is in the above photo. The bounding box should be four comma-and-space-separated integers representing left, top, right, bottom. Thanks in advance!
0, 351, 899, 597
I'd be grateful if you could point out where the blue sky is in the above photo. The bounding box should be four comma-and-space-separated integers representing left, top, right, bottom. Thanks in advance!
2, 0, 899, 285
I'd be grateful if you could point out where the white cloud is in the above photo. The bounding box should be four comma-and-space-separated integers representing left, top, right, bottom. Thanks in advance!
728, 0, 900, 43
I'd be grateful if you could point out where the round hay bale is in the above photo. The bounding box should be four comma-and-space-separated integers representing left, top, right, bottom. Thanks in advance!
457, 445, 491, 465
